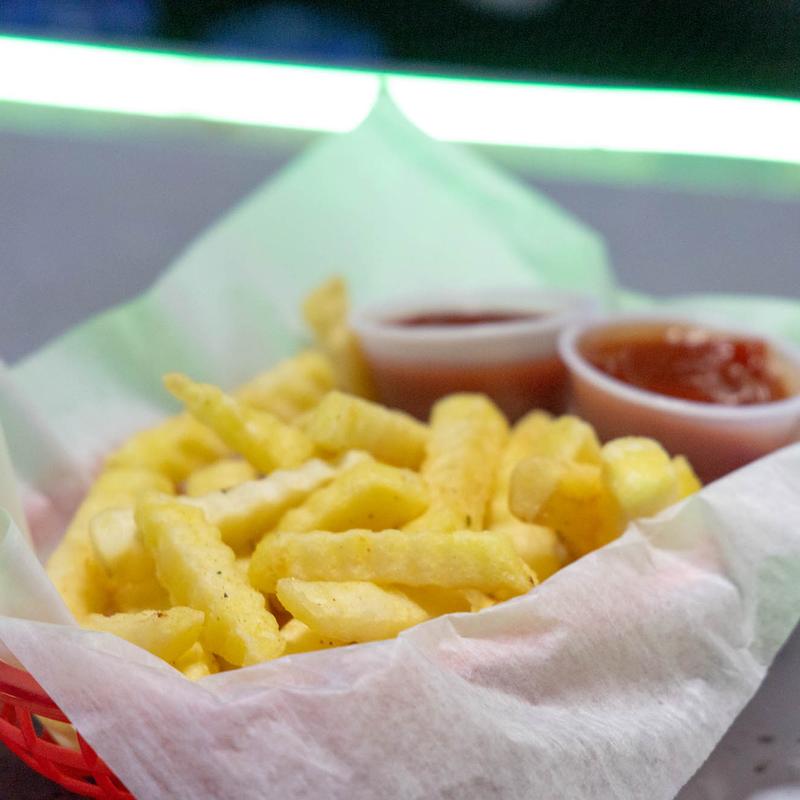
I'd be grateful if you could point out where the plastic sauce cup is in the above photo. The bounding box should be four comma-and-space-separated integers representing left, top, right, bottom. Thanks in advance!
351, 288, 598, 421
558, 313, 800, 482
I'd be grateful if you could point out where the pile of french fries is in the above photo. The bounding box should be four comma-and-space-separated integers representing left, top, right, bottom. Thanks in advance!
45, 279, 701, 679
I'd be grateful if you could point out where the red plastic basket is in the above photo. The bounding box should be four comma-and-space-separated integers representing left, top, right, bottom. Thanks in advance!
0, 659, 132, 799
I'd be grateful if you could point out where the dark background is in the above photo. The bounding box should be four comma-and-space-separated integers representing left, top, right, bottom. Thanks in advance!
2, 0, 800, 96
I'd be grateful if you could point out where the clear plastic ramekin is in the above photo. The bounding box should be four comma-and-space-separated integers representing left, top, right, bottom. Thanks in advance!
351, 287, 598, 421
558, 313, 800, 482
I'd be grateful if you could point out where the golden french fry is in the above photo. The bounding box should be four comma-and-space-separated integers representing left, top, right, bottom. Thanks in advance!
112, 581, 171, 614
234, 556, 250, 579
236, 350, 336, 421
303, 277, 374, 398
164, 373, 315, 473
303, 276, 348, 335
184, 458, 258, 497
90, 507, 150, 579
104, 414, 228, 484
88, 455, 364, 574
89, 507, 169, 612
83, 607, 204, 664
47, 468, 172, 619
462, 589, 496, 612
173, 642, 219, 680
185, 454, 366, 551
403, 586, 496, 615
250, 529, 534, 597
280, 619, 345, 654
304, 391, 428, 469
485, 410, 566, 580
494, 523, 566, 581
136, 494, 284, 666
405, 394, 508, 532
510, 456, 622, 558
489, 410, 553, 528
275, 460, 428, 533
531, 415, 602, 465
602, 437, 680, 520
402, 586, 473, 617
673, 455, 702, 499
276, 579, 429, 642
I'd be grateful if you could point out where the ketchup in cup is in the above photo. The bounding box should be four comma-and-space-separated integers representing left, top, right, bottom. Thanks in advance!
351, 289, 598, 422
559, 317, 800, 482
582, 328, 789, 405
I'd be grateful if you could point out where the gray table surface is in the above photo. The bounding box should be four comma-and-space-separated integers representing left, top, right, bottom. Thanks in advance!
2, 108, 799, 799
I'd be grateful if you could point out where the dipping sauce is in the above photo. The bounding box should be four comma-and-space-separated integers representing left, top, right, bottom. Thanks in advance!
561, 317, 800, 482
373, 308, 565, 420
582, 325, 790, 406
371, 355, 568, 422
351, 289, 596, 423
388, 310, 545, 328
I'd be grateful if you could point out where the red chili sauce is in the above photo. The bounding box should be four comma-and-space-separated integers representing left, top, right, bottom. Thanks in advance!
582, 325, 789, 405
388, 310, 543, 327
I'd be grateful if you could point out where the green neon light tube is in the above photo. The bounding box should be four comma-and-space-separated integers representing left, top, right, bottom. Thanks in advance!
2, 34, 800, 165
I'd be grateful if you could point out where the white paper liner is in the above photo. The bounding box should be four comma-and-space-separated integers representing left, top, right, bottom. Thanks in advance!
3, 450, 800, 799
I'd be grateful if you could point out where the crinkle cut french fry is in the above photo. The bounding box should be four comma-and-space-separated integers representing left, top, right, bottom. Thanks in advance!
275, 460, 428, 533
601, 437, 679, 520
486, 410, 565, 579
462, 589, 496, 612
46, 468, 172, 619
303, 277, 348, 336
185, 454, 367, 551
90, 508, 150, 579
489, 410, 553, 528
113, 581, 171, 614
276, 579, 429, 643
401, 586, 473, 617
494, 523, 565, 581
173, 642, 220, 680
532, 415, 602, 465
673, 455, 702, 499
83, 607, 204, 664
250, 529, 534, 598
184, 458, 258, 497
509, 456, 622, 558
304, 391, 428, 469
164, 373, 315, 473
234, 557, 250, 579
89, 508, 170, 612
236, 350, 336, 421
88, 456, 365, 575
405, 394, 508, 532
280, 619, 345, 655
302, 277, 375, 398
136, 494, 284, 666
104, 414, 228, 484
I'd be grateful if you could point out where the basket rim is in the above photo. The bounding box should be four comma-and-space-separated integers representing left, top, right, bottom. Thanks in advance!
0, 659, 134, 798
0, 658, 60, 714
